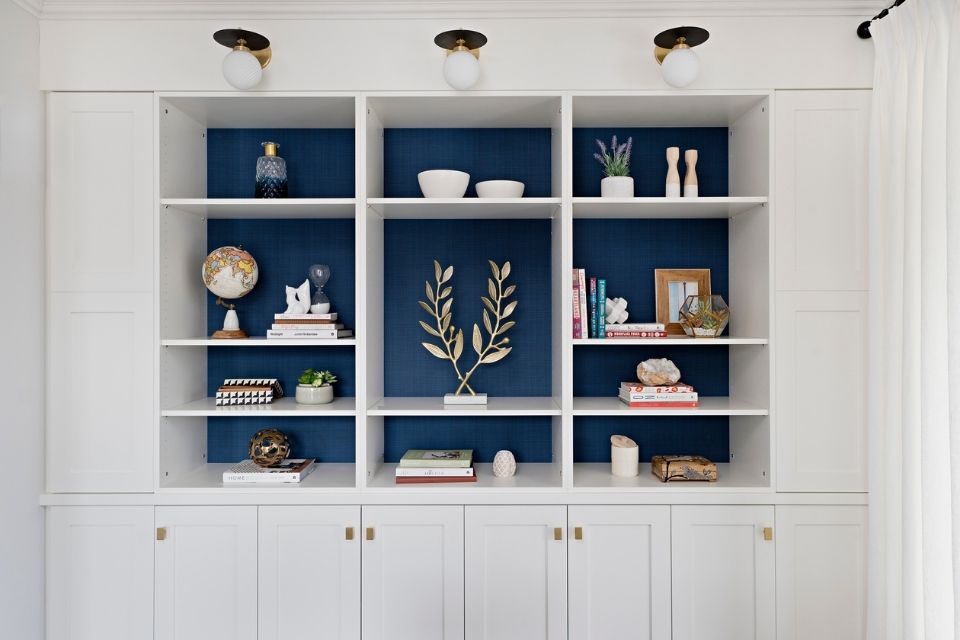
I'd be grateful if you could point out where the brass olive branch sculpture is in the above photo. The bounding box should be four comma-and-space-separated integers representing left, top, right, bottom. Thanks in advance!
419, 260, 517, 396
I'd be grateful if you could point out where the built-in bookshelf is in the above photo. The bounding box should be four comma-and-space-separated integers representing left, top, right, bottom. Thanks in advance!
157, 91, 770, 493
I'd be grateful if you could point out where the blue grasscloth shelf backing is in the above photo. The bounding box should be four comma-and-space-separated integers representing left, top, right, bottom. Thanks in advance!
207, 128, 355, 198
574, 417, 729, 463
207, 417, 356, 463
573, 127, 728, 197
384, 417, 554, 463
383, 128, 552, 197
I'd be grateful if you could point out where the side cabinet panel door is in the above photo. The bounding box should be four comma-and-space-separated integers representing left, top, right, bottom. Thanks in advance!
47, 92, 154, 293
568, 505, 671, 640
154, 506, 258, 640
672, 505, 776, 640
775, 89, 870, 290
464, 505, 567, 640
361, 505, 464, 640
259, 506, 361, 640
46, 507, 154, 640
776, 506, 868, 640
776, 291, 868, 491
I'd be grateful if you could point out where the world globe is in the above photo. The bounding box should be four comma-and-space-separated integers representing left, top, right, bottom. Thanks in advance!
202, 246, 259, 300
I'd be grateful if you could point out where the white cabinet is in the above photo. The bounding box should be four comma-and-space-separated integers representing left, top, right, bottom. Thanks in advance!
361, 505, 464, 640
45, 91, 155, 493
671, 505, 775, 640
46, 507, 154, 640
464, 505, 567, 640
258, 506, 361, 640
568, 505, 671, 640
775, 90, 870, 291
776, 291, 868, 492
154, 506, 258, 640
776, 506, 867, 640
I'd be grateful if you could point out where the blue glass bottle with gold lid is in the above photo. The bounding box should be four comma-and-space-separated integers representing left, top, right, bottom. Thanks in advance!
255, 141, 288, 198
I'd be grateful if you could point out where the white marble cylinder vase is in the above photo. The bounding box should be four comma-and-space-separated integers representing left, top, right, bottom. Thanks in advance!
610, 435, 639, 477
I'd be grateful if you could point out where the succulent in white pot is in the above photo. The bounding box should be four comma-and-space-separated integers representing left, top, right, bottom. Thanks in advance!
295, 368, 338, 405
594, 135, 634, 198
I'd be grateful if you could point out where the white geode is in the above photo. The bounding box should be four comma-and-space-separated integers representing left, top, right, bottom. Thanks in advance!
636, 358, 682, 386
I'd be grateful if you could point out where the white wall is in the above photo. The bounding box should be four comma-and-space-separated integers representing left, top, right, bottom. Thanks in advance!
39, 15, 874, 91
0, 1, 44, 638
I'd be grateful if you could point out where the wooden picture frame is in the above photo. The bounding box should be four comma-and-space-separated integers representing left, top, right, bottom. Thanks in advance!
654, 269, 712, 334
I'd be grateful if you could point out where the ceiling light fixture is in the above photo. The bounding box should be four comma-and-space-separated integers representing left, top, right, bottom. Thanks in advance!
654, 26, 710, 88
434, 29, 487, 90
213, 28, 272, 90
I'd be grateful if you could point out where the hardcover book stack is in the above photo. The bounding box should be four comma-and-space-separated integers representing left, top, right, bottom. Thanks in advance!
619, 381, 699, 408
395, 449, 477, 484
571, 268, 668, 339
222, 458, 317, 484
267, 312, 354, 340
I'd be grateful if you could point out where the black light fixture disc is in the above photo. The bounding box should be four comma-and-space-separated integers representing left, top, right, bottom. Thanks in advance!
654, 26, 710, 49
434, 29, 488, 50
213, 28, 270, 51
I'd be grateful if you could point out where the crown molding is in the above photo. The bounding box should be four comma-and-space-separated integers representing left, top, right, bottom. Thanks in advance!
35, 0, 887, 20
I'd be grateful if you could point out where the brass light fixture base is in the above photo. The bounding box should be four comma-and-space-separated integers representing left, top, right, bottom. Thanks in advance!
213, 28, 272, 69
653, 26, 709, 65
435, 29, 487, 59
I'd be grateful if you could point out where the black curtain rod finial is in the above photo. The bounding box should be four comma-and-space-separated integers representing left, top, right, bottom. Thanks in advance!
858, 20, 873, 38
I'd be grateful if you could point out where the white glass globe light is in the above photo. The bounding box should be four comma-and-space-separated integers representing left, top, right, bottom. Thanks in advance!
660, 47, 700, 88
443, 50, 481, 90
222, 48, 263, 90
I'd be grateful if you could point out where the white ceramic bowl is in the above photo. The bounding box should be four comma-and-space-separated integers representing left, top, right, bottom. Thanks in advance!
475, 180, 525, 198
417, 170, 470, 198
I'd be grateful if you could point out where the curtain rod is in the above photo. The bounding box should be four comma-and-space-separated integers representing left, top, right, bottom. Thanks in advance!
858, 0, 908, 38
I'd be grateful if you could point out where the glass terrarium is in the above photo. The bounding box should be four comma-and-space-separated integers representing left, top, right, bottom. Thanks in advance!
678, 294, 730, 338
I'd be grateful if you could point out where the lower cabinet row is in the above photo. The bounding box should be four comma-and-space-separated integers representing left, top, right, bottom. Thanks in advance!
46, 503, 866, 640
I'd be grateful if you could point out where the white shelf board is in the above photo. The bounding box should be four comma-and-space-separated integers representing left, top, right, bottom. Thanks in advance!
366, 462, 563, 490
366, 94, 562, 128
572, 336, 768, 346
572, 396, 768, 416
572, 197, 767, 219
162, 396, 357, 417
162, 337, 357, 347
366, 198, 561, 219
368, 396, 560, 416
160, 94, 356, 128
573, 463, 770, 491
160, 462, 358, 492
572, 92, 769, 127
162, 198, 356, 218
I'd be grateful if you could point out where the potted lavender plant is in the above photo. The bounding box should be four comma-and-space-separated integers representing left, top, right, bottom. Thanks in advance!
594, 135, 634, 197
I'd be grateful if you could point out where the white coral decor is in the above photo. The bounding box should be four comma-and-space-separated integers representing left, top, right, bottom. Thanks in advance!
636, 358, 682, 386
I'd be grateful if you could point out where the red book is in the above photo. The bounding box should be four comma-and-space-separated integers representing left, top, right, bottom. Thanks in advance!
621, 382, 695, 393
572, 269, 582, 339
395, 474, 479, 484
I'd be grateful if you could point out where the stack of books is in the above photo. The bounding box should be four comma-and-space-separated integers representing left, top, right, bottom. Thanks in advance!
572, 268, 667, 338
215, 378, 284, 406
395, 449, 477, 484
619, 381, 699, 408
267, 312, 354, 339
604, 323, 668, 339
222, 458, 317, 484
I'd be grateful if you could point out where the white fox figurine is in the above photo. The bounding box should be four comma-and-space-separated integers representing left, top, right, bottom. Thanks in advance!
283, 279, 311, 314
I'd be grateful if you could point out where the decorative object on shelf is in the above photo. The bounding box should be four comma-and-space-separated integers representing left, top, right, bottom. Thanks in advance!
269, 312, 353, 339
651, 455, 718, 482
418, 169, 470, 198
295, 368, 338, 405
610, 435, 639, 477
434, 29, 487, 90
665, 146, 681, 197
654, 26, 710, 88
684, 149, 699, 198
636, 358, 682, 386
476, 180, 525, 198
654, 268, 711, 334
605, 297, 629, 324
594, 135, 634, 197
308, 264, 332, 314
255, 141, 288, 198
620, 380, 698, 408
397, 449, 477, 484
283, 279, 311, 315
492, 450, 517, 478
678, 294, 730, 338
418, 259, 517, 405
203, 245, 259, 339
248, 428, 291, 467
213, 28, 272, 90
216, 378, 284, 406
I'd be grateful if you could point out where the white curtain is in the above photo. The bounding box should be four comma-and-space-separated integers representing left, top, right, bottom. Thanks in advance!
868, 0, 960, 637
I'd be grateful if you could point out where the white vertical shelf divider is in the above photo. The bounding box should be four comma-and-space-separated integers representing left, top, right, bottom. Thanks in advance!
354, 94, 369, 490
559, 93, 575, 490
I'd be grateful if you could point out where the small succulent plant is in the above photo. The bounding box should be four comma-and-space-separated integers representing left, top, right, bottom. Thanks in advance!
594, 135, 633, 177
298, 369, 338, 387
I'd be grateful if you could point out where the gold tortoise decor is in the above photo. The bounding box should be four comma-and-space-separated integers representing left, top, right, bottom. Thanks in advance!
419, 259, 517, 405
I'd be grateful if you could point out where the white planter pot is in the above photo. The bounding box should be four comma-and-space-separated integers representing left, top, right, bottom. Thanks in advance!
601, 176, 634, 198
296, 384, 334, 404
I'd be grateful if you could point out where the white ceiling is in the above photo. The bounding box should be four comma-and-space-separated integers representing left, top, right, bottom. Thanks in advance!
15, 0, 887, 20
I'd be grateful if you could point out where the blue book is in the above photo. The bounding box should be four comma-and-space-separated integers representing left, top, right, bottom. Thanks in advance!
597, 279, 607, 338
589, 277, 598, 338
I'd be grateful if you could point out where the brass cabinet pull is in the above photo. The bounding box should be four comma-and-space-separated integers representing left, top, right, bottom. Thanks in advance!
574, 526, 583, 540
554, 527, 563, 541
156, 527, 167, 541
345, 527, 354, 541
366, 527, 375, 541
763, 526, 774, 541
